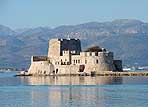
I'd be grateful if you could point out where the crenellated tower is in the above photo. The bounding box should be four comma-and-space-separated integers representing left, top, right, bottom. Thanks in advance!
48, 38, 81, 58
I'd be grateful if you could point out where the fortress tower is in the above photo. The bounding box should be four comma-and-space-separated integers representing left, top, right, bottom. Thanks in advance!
48, 38, 81, 58
27, 38, 122, 76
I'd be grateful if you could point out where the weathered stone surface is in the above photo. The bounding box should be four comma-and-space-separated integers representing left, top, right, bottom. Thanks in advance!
27, 38, 122, 75
28, 61, 54, 75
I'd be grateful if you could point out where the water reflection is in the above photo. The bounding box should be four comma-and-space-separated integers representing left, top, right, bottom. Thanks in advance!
30, 87, 110, 107
20, 76, 122, 85
1, 73, 148, 107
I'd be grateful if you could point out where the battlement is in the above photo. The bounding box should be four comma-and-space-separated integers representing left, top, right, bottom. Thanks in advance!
49, 38, 80, 42
80, 51, 113, 57
31, 56, 48, 62
59, 38, 80, 41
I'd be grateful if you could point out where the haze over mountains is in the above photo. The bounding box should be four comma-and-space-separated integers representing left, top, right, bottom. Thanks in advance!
0, 19, 148, 69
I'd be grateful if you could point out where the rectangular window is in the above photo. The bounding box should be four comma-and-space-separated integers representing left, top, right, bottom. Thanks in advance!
78, 60, 80, 63
85, 60, 87, 64
90, 52, 92, 56
95, 52, 98, 56
96, 60, 99, 64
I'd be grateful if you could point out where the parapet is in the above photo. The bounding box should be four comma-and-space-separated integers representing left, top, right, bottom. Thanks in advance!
80, 51, 113, 57
48, 38, 60, 42
31, 56, 48, 62
52, 38, 80, 42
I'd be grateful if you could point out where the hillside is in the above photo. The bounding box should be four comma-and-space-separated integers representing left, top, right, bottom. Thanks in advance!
0, 19, 148, 68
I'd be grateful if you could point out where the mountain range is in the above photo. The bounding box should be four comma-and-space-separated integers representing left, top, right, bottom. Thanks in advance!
0, 19, 148, 69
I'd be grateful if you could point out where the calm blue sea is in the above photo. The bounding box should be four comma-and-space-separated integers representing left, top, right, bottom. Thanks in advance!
0, 72, 148, 107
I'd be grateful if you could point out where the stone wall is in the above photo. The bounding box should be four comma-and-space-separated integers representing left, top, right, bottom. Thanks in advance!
28, 61, 54, 75
71, 51, 115, 72
48, 38, 61, 58
54, 65, 80, 75
28, 61, 80, 75
27, 38, 122, 76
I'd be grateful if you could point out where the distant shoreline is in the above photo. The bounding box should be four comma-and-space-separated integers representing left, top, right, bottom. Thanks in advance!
0, 70, 18, 72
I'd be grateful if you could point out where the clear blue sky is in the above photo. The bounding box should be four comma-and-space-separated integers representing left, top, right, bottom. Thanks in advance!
0, 0, 147, 29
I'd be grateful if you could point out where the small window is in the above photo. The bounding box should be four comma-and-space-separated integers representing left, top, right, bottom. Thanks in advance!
90, 52, 92, 56
78, 60, 80, 63
56, 69, 58, 74
76, 60, 77, 63
95, 52, 98, 56
96, 60, 99, 64
85, 60, 87, 64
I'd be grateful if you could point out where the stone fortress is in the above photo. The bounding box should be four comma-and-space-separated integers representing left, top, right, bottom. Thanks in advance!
27, 38, 122, 76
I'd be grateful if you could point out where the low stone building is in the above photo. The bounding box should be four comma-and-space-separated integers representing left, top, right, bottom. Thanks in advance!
28, 38, 122, 76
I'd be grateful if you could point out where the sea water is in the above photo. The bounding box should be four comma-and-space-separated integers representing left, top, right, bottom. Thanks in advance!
0, 72, 148, 107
